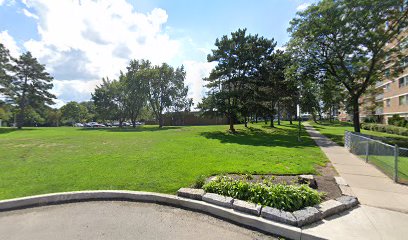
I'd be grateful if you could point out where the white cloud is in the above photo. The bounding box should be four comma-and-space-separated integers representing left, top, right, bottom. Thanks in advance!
0, 0, 4, 6
19, 0, 184, 106
296, 3, 311, 11
0, 30, 20, 57
183, 60, 216, 108
22, 8, 38, 19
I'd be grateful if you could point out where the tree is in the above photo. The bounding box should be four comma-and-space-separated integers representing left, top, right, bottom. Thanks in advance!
80, 101, 97, 122
256, 50, 291, 127
60, 101, 88, 125
288, 0, 408, 132
125, 60, 150, 128
2, 52, 55, 129
201, 28, 276, 132
0, 44, 12, 90
147, 63, 190, 128
92, 78, 122, 124
45, 108, 61, 127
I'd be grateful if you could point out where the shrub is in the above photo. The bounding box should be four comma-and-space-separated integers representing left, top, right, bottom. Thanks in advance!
361, 123, 408, 136
388, 115, 408, 127
363, 116, 378, 123
203, 176, 323, 212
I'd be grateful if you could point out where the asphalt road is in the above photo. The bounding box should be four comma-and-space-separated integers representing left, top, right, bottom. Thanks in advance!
0, 201, 276, 240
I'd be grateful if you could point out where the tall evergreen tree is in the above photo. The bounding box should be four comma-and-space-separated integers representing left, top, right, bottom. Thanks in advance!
3, 52, 55, 129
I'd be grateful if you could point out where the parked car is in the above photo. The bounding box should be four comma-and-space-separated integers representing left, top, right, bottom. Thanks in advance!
74, 123, 84, 127
85, 122, 105, 127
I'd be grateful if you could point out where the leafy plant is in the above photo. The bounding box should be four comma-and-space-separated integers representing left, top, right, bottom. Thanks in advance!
203, 176, 323, 211
192, 175, 207, 188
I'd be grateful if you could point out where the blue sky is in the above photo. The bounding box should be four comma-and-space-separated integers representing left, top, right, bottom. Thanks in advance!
0, 0, 315, 107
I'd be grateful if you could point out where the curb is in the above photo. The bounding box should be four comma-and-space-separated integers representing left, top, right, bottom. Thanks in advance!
0, 190, 325, 240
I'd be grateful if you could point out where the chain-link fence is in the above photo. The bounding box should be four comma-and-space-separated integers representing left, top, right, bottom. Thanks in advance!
345, 131, 408, 184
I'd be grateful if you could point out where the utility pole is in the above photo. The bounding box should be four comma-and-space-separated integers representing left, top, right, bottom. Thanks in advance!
297, 83, 302, 142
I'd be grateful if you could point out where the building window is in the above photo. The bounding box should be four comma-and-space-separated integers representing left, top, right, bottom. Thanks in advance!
384, 69, 391, 77
399, 76, 408, 88
400, 37, 408, 49
384, 83, 391, 92
400, 95, 408, 105
385, 99, 391, 107
384, 53, 391, 62
400, 57, 408, 68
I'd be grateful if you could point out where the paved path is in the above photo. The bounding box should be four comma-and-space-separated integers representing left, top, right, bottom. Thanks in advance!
303, 123, 408, 239
0, 201, 275, 240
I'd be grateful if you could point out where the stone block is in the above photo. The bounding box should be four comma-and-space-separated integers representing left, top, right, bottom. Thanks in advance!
334, 177, 348, 186
232, 199, 262, 216
293, 207, 322, 227
261, 206, 297, 226
298, 175, 318, 189
177, 188, 205, 200
336, 195, 359, 209
202, 193, 234, 208
339, 185, 355, 196
315, 200, 345, 218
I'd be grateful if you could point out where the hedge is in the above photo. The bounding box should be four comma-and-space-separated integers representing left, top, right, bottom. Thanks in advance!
361, 123, 408, 136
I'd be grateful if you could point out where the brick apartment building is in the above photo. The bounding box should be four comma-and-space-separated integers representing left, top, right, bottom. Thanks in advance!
374, 28, 408, 123
359, 28, 408, 124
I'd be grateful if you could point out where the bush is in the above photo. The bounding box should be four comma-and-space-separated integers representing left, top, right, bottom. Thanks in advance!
361, 123, 408, 136
363, 116, 378, 123
388, 115, 408, 127
202, 176, 323, 212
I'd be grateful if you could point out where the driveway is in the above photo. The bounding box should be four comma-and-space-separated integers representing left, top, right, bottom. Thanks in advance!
0, 201, 275, 240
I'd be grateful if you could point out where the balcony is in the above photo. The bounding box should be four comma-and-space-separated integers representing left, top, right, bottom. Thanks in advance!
375, 81, 385, 88
375, 93, 384, 101
375, 107, 384, 115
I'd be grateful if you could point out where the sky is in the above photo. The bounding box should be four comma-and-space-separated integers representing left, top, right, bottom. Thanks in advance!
0, 0, 316, 108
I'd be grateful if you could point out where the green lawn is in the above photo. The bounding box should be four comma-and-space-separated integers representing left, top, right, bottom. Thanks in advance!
0, 122, 327, 200
309, 121, 408, 184
309, 121, 408, 148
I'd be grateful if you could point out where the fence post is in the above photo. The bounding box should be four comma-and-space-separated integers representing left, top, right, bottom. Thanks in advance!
394, 145, 399, 183
365, 141, 369, 163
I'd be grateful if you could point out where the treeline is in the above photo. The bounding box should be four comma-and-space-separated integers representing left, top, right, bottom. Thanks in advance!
200, 0, 408, 132
91, 60, 192, 128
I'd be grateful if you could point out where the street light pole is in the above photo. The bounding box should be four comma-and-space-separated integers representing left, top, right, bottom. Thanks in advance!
297, 83, 302, 142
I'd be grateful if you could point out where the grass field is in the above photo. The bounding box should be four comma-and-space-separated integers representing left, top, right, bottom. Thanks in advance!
309, 121, 408, 184
0, 121, 327, 200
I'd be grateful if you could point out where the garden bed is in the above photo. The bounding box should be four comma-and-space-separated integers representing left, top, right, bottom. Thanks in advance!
178, 173, 358, 227
205, 173, 342, 201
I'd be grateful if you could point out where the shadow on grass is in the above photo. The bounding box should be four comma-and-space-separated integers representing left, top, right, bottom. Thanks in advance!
0, 128, 37, 134
79, 126, 182, 133
200, 126, 315, 148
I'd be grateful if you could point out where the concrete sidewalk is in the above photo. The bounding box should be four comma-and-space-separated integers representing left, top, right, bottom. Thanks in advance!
303, 123, 408, 239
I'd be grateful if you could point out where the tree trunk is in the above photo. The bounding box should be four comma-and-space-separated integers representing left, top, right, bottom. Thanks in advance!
255, 113, 258, 123
119, 119, 123, 128
132, 120, 136, 128
289, 114, 293, 125
270, 113, 274, 128
229, 115, 235, 132
158, 115, 163, 128
17, 77, 28, 129
244, 116, 248, 128
277, 102, 281, 126
352, 97, 361, 132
